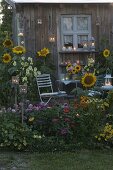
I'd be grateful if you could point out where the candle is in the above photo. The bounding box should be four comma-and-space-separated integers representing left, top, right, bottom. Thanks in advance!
68, 46, 72, 51
84, 43, 87, 47
62, 46, 66, 51
76, 60, 80, 64
73, 47, 76, 51
91, 42, 95, 47
105, 82, 111, 86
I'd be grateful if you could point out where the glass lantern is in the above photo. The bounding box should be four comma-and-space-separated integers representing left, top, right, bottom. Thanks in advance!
19, 85, 27, 94
89, 37, 95, 51
104, 74, 112, 86
12, 76, 19, 85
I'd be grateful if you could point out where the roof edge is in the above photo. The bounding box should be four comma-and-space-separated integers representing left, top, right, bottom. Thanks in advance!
5, 0, 113, 4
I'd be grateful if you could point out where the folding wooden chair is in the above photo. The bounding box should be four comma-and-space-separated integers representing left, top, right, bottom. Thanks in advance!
36, 74, 67, 105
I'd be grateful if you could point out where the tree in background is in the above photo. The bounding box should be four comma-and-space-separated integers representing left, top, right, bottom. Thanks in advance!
0, 0, 13, 42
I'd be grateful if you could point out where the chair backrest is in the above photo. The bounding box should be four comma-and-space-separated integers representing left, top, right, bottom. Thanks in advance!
36, 74, 53, 100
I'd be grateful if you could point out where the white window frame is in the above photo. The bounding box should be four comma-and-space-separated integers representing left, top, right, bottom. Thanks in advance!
61, 15, 91, 50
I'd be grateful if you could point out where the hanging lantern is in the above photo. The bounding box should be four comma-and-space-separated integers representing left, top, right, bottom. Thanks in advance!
104, 74, 112, 86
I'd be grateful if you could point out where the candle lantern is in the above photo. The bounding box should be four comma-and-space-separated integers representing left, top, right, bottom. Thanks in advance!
104, 74, 112, 87
12, 76, 19, 85
89, 37, 95, 51
19, 85, 27, 94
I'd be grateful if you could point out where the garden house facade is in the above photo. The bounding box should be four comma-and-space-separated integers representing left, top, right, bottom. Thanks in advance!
5, 0, 113, 78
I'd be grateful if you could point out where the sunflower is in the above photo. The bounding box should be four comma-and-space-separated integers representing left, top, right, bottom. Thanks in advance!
103, 49, 110, 58
72, 68, 77, 74
80, 96, 89, 107
38, 48, 50, 57
66, 63, 72, 69
2, 53, 11, 64
12, 46, 26, 54
3, 39, 13, 48
75, 65, 81, 73
81, 73, 96, 88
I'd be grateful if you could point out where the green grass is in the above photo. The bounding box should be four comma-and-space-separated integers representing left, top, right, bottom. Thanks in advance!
0, 150, 113, 170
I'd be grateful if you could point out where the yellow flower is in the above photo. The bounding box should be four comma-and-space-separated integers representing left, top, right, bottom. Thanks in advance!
2, 53, 11, 64
75, 65, 81, 72
12, 46, 26, 54
80, 96, 89, 107
66, 63, 72, 69
81, 73, 96, 88
98, 137, 101, 141
28, 117, 34, 122
72, 68, 77, 74
3, 39, 13, 48
103, 49, 110, 58
38, 48, 50, 57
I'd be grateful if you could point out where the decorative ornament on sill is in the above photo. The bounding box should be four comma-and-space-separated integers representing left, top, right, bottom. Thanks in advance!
62, 46, 76, 52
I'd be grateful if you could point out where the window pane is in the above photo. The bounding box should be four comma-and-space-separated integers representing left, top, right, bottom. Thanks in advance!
63, 17, 73, 31
77, 17, 88, 31
77, 35, 88, 48
63, 35, 73, 48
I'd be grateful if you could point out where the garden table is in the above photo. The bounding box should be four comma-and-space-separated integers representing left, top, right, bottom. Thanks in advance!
61, 79, 80, 88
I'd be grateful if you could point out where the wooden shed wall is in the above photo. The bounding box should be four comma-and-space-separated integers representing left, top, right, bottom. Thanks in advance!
16, 3, 113, 71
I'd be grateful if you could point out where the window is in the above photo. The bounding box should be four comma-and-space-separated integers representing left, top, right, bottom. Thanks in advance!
61, 15, 91, 50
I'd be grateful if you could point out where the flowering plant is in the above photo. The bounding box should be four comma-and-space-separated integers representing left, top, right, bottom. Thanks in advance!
37, 47, 55, 74
10, 55, 41, 84
83, 57, 95, 73
0, 39, 41, 106
37, 47, 50, 57
66, 62, 81, 75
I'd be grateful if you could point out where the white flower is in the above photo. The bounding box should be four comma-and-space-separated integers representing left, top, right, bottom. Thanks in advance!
24, 62, 29, 67
34, 71, 41, 77
34, 67, 37, 72
28, 57, 32, 62
21, 56, 25, 61
28, 66, 33, 71
21, 62, 24, 66
26, 69, 30, 75
22, 77, 28, 83
37, 71, 41, 75
34, 72, 38, 77
13, 61, 17, 66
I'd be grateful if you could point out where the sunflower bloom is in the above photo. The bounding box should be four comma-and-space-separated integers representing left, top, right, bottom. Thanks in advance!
2, 53, 12, 64
12, 46, 26, 54
103, 49, 110, 58
80, 96, 89, 107
81, 73, 96, 88
3, 39, 13, 48
75, 65, 81, 73
38, 48, 50, 57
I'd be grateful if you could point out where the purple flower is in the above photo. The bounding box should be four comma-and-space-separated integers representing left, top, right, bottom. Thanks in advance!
28, 104, 33, 109
60, 128, 68, 135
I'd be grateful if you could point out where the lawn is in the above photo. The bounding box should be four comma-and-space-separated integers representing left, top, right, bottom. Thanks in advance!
0, 150, 113, 170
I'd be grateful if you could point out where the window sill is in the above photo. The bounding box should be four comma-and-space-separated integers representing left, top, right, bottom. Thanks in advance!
59, 50, 98, 54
